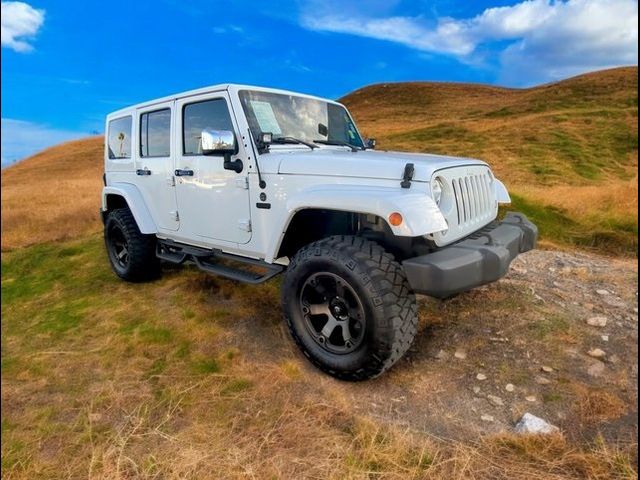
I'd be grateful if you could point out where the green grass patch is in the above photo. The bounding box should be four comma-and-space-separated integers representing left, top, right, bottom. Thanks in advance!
543, 392, 564, 403
508, 194, 638, 254
211, 309, 232, 320
191, 358, 221, 374
174, 340, 191, 359
138, 325, 174, 344
34, 298, 90, 335
548, 131, 600, 180
484, 106, 514, 118
1, 437, 28, 471
144, 357, 167, 378
220, 378, 254, 395
527, 314, 571, 340
388, 123, 485, 155
0, 356, 19, 374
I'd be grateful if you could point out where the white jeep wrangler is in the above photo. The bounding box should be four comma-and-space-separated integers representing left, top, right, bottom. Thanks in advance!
101, 84, 537, 380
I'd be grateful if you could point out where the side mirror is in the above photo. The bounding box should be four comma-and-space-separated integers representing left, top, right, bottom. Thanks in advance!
365, 138, 376, 149
201, 129, 237, 155
201, 129, 243, 173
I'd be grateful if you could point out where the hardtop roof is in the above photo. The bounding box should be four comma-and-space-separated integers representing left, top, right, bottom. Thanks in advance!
106, 84, 342, 119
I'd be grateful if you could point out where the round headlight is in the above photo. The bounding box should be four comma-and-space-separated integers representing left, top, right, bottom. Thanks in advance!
431, 177, 444, 205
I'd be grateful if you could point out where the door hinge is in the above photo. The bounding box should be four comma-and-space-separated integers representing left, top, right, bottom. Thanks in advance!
238, 219, 251, 232
170, 210, 179, 221
235, 176, 249, 189
166, 176, 176, 187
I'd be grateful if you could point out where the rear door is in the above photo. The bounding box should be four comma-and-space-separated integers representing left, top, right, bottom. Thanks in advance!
135, 102, 179, 231
174, 92, 252, 244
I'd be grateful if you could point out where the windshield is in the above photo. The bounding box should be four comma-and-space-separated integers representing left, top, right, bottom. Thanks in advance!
239, 90, 364, 149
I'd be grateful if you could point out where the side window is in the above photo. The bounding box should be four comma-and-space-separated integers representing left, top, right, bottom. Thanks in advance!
140, 109, 171, 157
183, 99, 234, 155
107, 116, 132, 159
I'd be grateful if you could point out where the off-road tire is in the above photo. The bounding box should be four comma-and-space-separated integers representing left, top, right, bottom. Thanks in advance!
104, 208, 160, 282
282, 235, 418, 381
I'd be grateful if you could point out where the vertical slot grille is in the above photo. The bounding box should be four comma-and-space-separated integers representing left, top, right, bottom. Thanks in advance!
450, 171, 494, 226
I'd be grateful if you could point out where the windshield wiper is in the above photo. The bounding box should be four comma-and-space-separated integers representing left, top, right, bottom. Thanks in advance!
313, 139, 361, 152
272, 136, 318, 150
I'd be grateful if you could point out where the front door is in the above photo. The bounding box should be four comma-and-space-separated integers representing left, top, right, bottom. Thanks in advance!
135, 102, 179, 231
174, 92, 252, 244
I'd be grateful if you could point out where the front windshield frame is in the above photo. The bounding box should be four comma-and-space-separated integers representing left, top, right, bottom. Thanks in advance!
238, 89, 364, 150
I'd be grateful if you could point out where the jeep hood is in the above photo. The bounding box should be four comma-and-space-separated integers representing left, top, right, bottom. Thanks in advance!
274, 148, 488, 182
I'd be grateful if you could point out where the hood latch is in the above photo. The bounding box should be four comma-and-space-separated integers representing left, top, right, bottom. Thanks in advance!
400, 163, 415, 189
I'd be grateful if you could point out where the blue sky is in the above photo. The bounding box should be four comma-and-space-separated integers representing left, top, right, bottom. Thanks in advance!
1, 0, 638, 165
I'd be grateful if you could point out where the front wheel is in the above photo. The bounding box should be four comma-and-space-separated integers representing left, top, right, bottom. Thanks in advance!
281, 236, 418, 381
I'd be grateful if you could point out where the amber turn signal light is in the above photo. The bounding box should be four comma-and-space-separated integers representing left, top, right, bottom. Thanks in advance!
388, 212, 403, 226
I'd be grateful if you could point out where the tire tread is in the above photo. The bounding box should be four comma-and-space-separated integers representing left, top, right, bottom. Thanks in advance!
105, 208, 160, 282
282, 235, 418, 380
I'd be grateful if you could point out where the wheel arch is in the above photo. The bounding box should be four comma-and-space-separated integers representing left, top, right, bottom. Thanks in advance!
275, 208, 364, 260
101, 184, 157, 234
268, 185, 447, 262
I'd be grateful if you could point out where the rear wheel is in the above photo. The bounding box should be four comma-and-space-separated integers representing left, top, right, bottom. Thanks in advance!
104, 208, 160, 282
282, 235, 418, 381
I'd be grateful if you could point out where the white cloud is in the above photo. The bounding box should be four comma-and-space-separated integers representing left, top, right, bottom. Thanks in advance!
301, 0, 638, 84
1, 118, 86, 166
212, 24, 244, 34
1, 1, 44, 52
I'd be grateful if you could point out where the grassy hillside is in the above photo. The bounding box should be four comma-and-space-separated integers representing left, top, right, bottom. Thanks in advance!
0, 68, 637, 255
1, 136, 104, 250
342, 67, 638, 254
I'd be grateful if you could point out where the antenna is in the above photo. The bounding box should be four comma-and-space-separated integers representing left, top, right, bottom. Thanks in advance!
247, 128, 266, 189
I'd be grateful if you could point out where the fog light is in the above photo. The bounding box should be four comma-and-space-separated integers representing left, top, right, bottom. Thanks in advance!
388, 212, 403, 226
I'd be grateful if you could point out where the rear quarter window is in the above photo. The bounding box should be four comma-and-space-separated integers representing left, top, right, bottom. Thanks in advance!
107, 116, 133, 159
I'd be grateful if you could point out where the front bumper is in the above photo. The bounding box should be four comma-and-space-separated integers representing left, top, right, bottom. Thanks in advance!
402, 212, 538, 298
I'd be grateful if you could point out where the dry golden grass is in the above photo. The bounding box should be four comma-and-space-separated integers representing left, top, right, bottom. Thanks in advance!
574, 387, 628, 424
519, 177, 638, 221
81, 404, 637, 480
1, 136, 104, 250
2, 233, 638, 479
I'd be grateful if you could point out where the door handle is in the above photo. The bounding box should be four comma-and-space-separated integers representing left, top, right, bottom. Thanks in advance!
174, 169, 194, 177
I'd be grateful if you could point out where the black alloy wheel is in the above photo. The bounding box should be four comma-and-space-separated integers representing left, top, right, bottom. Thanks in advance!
299, 272, 366, 354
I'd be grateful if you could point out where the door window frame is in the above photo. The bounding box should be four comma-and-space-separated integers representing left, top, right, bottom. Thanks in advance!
135, 101, 175, 163
139, 107, 172, 158
179, 94, 240, 158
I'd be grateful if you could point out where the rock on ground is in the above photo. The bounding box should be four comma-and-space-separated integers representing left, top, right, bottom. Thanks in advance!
588, 348, 607, 358
515, 413, 560, 434
586, 316, 608, 327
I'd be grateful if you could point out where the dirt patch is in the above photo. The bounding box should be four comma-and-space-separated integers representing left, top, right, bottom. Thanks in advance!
302, 249, 638, 445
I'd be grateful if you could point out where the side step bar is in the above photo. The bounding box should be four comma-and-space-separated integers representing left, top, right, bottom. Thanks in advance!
156, 239, 283, 284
